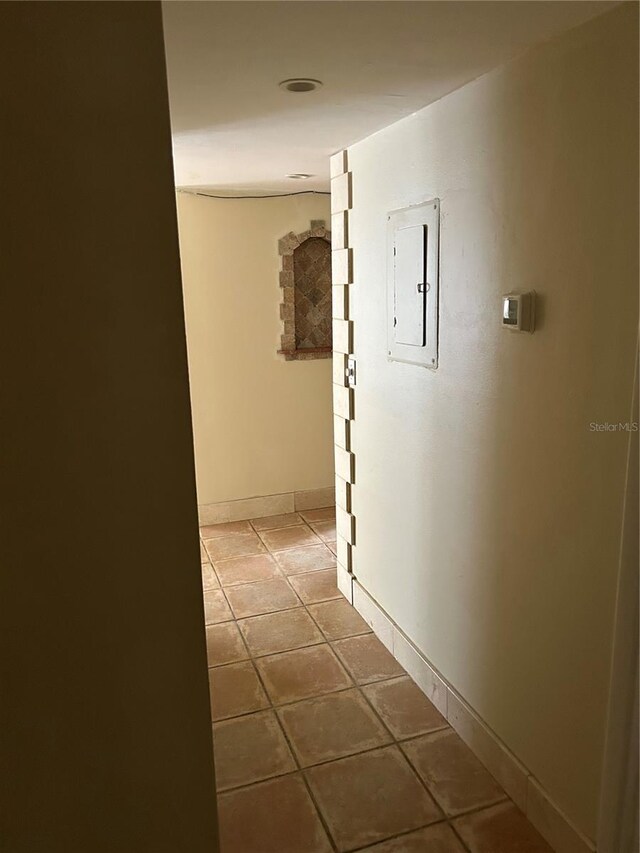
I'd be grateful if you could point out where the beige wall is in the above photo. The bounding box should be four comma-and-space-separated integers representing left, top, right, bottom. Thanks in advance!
347, 4, 638, 842
0, 4, 218, 851
177, 192, 334, 506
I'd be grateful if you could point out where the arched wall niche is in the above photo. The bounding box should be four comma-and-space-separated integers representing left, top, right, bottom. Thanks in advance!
278, 220, 332, 361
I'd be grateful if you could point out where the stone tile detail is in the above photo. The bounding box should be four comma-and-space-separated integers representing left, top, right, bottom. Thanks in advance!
283, 349, 332, 361
278, 232, 301, 255
293, 236, 332, 349
280, 302, 294, 321
278, 222, 332, 360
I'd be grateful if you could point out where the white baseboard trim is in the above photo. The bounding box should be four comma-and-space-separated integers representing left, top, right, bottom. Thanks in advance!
350, 578, 596, 853
199, 487, 335, 525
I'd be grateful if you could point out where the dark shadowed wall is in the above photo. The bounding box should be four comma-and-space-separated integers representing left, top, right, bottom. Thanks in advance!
0, 3, 219, 850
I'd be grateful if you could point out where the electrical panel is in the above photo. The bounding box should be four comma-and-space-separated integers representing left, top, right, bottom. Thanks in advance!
387, 199, 440, 368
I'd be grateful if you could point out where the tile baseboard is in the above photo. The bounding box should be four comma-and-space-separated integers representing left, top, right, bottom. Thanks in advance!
350, 578, 596, 853
336, 562, 353, 604
198, 488, 335, 525
293, 486, 336, 512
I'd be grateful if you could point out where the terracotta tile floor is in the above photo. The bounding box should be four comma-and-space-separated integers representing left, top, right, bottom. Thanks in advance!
201, 511, 553, 853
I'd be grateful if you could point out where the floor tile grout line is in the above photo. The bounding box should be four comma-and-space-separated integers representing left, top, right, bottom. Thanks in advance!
239, 636, 329, 661
398, 734, 511, 828
203, 519, 333, 563
448, 820, 474, 853
254, 642, 355, 703
268, 681, 341, 853
248, 514, 305, 534
299, 768, 340, 852
216, 767, 299, 798
211, 554, 340, 592
205, 572, 340, 617
239, 615, 341, 853
297, 599, 407, 750
302, 597, 372, 643
254, 519, 325, 552
214, 692, 451, 770
213, 672, 444, 719
206, 640, 350, 675
446, 799, 531, 853
210, 550, 338, 583
447, 794, 511, 821
342, 818, 453, 853
214, 566, 289, 588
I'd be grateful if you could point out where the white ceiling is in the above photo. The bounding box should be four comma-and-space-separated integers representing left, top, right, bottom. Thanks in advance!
163, 1, 614, 195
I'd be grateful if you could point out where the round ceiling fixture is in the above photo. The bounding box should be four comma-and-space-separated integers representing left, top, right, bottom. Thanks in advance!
285, 173, 313, 180
279, 78, 323, 93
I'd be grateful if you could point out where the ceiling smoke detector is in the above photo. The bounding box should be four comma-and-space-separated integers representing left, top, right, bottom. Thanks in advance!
279, 78, 323, 93
286, 173, 313, 180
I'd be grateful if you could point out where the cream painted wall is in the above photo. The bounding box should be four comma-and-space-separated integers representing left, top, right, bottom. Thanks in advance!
347, 4, 638, 842
177, 192, 334, 505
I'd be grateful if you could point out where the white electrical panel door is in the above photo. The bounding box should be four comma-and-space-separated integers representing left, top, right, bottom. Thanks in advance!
387, 199, 440, 368
394, 225, 426, 346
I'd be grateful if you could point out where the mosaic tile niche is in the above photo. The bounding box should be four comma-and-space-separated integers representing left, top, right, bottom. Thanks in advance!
278, 221, 332, 361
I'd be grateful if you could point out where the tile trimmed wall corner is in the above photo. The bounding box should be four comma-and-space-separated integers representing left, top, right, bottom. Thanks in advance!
330, 149, 348, 179
334, 475, 350, 512
336, 562, 354, 604
199, 488, 334, 525
330, 171, 351, 213
350, 577, 598, 853
331, 211, 348, 250
330, 149, 356, 586
336, 505, 355, 544
336, 537, 352, 577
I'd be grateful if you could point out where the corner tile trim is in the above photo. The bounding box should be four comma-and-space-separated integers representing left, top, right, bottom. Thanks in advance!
331, 149, 357, 609
350, 579, 597, 853
336, 562, 353, 604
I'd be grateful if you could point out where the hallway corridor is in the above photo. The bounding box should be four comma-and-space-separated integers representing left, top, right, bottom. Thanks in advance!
201, 510, 553, 853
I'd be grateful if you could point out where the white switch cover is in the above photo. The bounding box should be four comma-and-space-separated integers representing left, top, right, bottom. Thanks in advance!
387, 199, 440, 368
